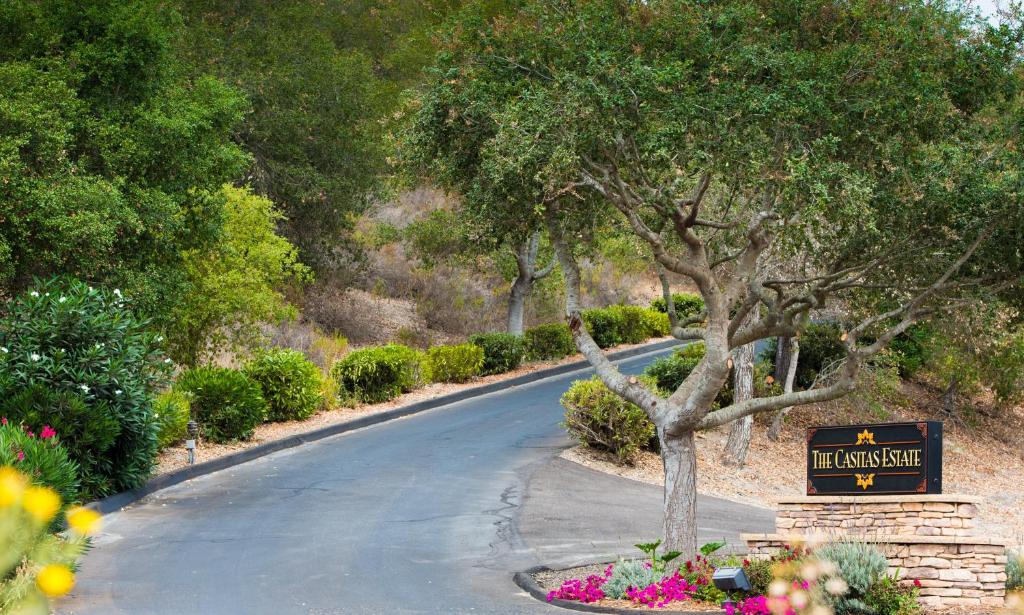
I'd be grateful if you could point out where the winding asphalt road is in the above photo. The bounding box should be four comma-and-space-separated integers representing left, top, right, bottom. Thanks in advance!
60, 348, 773, 615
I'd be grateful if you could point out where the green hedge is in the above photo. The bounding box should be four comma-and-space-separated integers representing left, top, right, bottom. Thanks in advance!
331, 344, 426, 404
244, 349, 323, 422
153, 390, 190, 449
177, 367, 268, 443
561, 376, 656, 464
650, 292, 704, 320
425, 343, 484, 383
581, 307, 626, 348
524, 323, 575, 360
611, 305, 649, 344
642, 309, 671, 338
468, 333, 525, 375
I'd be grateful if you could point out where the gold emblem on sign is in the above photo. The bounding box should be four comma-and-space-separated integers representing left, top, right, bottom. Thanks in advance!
855, 429, 876, 445
855, 473, 875, 490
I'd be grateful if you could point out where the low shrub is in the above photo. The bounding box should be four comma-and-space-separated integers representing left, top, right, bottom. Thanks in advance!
561, 376, 656, 464
0, 423, 79, 507
760, 322, 846, 389
888, 324, 931, 377
650, 293, 704, 320
425, 343, 484, 383
0, 278, 171, 498
865, 574, 922, 615
816, 541, 889, 614
644, 343, 705, 392
153, 391, 190, 449
1008, 550, 1023, 590
244, 350, 323, 422
581, 307, 625, 348
524, 323, 575, 361
331, 344, 426, 404
602, 559, 664, 600
642, 309, 671, 338
468, 333, 525, 375
611, 305, 650, 344
176, 367, 267, 443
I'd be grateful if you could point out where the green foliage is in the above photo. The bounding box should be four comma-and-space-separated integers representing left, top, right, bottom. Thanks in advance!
331, 344, 426, 404
169, 185, 311, 366
424, 343, 483, 384
602, 559, 664, 600
817, 541, 889, 614
0, 279, 169, 498
1008, 550, 1023, 590
469, 333, 525, 376
153, 390, 190, 449
642, 309, 671, 338
634, 539, 682, 575
644, 343, 707, 392
611, 305, 649, 345
650, 294, 705, 321
0, 1, 248, 324
524, 323, 575, 361
888, 325, 931, 377
865, 575, 922, 615
176, 367, 267, 443
743, 558, 776, 597
762, 323, 847, 390
244, 350, 323, 422
0, 424, 79, 507
700, 540, 726, 557
561, 377, 656, 464
581, 307, 625, 349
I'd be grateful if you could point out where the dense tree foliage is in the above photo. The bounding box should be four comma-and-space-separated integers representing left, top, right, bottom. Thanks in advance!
416, 0, 1024, 553
0, 0, 248, 320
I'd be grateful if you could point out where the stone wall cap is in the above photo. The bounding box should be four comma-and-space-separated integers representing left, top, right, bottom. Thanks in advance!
741, 533, 1008, 547
777, 494, 983, 505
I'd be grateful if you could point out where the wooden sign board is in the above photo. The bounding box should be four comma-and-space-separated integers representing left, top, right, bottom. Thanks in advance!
806, 421, 942, 495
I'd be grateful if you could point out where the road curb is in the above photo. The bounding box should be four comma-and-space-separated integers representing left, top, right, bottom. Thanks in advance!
513, 566, 725, 614
90, 338, 681, 515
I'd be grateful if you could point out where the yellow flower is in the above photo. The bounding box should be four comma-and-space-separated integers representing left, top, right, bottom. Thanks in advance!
22, 486, 60, 523
0, 467, 27, 507
66, 506, 102, 535
36, 564, 75, 597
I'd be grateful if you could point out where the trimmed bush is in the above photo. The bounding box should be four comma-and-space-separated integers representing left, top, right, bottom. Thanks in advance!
331, 344, 426, 404
611, 305, 649, 344
642, 308, 671, 338
244, 350, 323, 422
816, 541, 889, 614
0, 423, 79, 507
468, 333, 525, 375
524, 323, 575, 361
581, 307, 625, 348
0, 279, 170, 498
650, 293, 704, 320
176, 367, 268, 443
153, 391, 190, 449
561, 376, 656, 464
425, 343, 484, 383
644, 343, 706, 392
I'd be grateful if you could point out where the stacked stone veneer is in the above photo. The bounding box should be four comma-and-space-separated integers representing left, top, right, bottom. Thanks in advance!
742, 495, 1009, 609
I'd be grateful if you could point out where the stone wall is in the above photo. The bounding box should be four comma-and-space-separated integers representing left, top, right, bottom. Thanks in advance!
775, 495, 979, 538
743, 494, 1009, 609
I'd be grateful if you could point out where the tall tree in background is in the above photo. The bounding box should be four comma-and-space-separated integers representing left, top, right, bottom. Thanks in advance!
0, 0, 248, 320
416, 0, 1024, 555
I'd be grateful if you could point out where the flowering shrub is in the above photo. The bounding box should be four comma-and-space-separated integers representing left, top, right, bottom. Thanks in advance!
725, 594, 772, 615
0, 467, 100, 612
626, 571, 698, 608
546, 565, 613, 603
0, 279, 170, 497
0, 422, 79, 509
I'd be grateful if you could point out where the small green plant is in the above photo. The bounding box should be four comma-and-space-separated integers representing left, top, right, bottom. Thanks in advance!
176, 367, 268, 443
635, 539, 682, 575
1008, 550, 1023, 591
602, 559, 664, 599
469, 333, 526, 375
700, 540, 726, 557
244, 349, 323, 422
524, 323, 575, 361
331, 344, 427, 404
866, 574, 922, 615
816, 541, 890, 614
581, 307, 626, 348
153, 390, 190, 449
650, 293, 704, 320
561, 377, 656, 464
0, 423, 79, 508
425, 343, 484, 383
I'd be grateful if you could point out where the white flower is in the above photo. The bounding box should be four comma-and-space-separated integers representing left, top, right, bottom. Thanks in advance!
30, 353, 40, 362
59, 296, 67, 303
30, 291, 39, 298
155, 335, 164, 342
153, 413, 160, 419
79, 384, 89, 393
164, 358, 172, 364
0, 347, 7, 353
113, 289, 122, 297
114, 389, 123, 395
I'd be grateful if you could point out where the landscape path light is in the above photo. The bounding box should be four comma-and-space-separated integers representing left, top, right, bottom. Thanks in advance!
185, 421, 199, 465
712, 566, 751, 611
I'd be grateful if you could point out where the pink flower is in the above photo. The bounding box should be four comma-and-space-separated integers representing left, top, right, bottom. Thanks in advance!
40, 425, 56, 439
16, 450, 24, 462
1, 417, 7, 426
913, 579, 922, 588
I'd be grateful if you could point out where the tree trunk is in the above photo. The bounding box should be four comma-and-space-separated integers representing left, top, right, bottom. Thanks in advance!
768, 338, 800, 441
723, 330, 755, 466
506, 231, 554, 335
774, 336, 792, 383
942, 375, 958, 416
661, 428, 698, 556
507, 275, 530, 335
